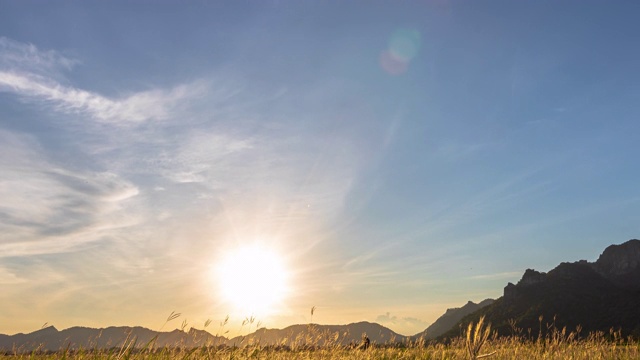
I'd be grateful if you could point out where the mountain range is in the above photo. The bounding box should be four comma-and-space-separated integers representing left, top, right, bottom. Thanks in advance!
2, 239, 639, 352
226, 322, 405, 347
0, 325, 227, 353
411, 298, 494, 341
437, 239, 640, 339
0, 322, 405, 353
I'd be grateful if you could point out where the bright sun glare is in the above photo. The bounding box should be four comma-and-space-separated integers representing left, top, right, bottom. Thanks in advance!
215, 244, 289, 315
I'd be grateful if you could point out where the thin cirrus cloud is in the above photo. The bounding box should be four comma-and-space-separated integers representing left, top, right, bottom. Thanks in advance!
0, 37, 203, 125
0, 71, 200, 124
0, 267, 25, 285
0, 37, 78, 74
467, 271, 523, 281
0, 130, 139, 258
143, 131, 255, 185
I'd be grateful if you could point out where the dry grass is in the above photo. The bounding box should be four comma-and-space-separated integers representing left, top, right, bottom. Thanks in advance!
2, 340, 640, 360
2, 318, 639, 359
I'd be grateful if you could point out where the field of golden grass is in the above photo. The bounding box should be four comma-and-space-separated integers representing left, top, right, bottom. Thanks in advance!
2, 317, 639, 360
1, 341, 639, 360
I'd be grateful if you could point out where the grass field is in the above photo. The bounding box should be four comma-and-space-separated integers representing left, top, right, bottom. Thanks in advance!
3, 318, 639, 360
2, 341, 639, 360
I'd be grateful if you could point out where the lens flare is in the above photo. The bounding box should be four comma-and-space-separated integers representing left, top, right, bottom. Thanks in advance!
380, 51, 408, 75
380, 28, 422, 75
389, 29, 421, 61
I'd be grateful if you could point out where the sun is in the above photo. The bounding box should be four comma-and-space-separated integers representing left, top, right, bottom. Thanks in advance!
214, 244, 290, 315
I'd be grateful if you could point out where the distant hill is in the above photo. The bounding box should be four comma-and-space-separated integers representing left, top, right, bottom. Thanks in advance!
411, 299, 494, 340
0, 326, 227, 353
228, 321, 406, 347
0, 322, 404, 353
439, 239, 640, 339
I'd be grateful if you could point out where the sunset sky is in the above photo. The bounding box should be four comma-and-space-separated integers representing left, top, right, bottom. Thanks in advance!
1, 1, 639, 336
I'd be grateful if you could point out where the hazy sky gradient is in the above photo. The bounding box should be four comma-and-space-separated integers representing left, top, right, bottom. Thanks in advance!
1, 1, 639, 336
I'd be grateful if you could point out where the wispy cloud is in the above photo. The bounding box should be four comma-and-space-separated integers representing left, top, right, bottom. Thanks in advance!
375, 312, 429, 335
142, 131, 254, 184
0, 130, 140, 258
0, 267, 25, 285
467, 271, 522, 281
0, 71, 201, 124
0, 37, 78, 73
0, 38, 203, 125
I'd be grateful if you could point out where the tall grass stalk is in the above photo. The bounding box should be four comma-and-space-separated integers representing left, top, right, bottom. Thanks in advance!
465, 316, 495, 359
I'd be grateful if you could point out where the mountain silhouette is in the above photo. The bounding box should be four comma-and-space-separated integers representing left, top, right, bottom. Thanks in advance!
411, 299, 494, 340
228, 321, 406, 347
439, 239, 640, 339
0, 322, 403, 353
0, 326, 227, 353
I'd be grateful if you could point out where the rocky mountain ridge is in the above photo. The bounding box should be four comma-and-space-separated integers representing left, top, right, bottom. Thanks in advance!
442, 239, 640, 339
504, 239, 640, 302
411, 299, 494, 340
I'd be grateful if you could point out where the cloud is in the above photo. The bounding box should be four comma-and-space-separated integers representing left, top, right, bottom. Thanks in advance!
149, 131, 254, 184
0, 38, 203, 125
375, 312, 397, 323
0, 130, 140, 258
375, 312, 429, 334
0, 267, 25, 285
467, 271, 522, 280
0, 37, 78, 74
0, 71, 200, 124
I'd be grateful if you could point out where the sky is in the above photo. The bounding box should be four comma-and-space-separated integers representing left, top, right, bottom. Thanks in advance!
0, 1, 639, 337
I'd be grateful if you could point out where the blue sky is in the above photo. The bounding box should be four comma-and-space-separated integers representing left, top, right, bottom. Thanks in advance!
0, 1, 639, 336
